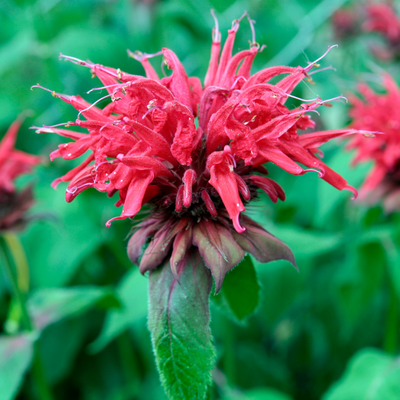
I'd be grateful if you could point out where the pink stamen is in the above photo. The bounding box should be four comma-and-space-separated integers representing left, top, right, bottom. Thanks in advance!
245, 11, 256, 45
210, 9, 221, 42
59, 53, 94, 68
230, 76, 247, 89
66, 182, 93, 195
308, 66, 337, 76
316, 94, 348, 105
87, 83, 124, 94
231, 11, 247, 32
127, 49, 163, 61
93, 160, 116, 173
30, 122, 76, 133
284, 93, 320, 103
99, 120, 124, 132
142, 104, 162, 120
257, 44, 267, 52
224, 145, 237, 168
77, 93, 113, 119
30, 84, 64, 99
304, 44, 338, 73
303, 168, 325, 178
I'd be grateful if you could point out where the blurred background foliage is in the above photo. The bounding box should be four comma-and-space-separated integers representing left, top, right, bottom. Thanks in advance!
1, 0, 400, 399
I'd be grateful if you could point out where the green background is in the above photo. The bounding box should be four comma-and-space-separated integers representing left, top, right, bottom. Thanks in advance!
1, 0, 400, 399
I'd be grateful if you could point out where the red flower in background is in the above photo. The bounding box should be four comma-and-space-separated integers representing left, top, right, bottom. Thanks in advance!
363, 1, 400, 60
364, 1, 400, 42
0, 118, 41, 231
35, 13, 364, 290
348, 74, 400, 211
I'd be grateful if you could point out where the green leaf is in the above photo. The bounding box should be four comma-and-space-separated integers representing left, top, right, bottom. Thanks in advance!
323, 348, 400, 400
335, 241, 385, 322
148, 249, 215, 400
213, 255, 260, 323
27, 286, 117, 331
0, 333, 35, 400
89, 268, 148, 353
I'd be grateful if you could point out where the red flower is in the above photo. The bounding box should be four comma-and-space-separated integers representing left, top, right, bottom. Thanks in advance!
364, 1, 400, 42
348, 74, 400, 211
363, 1, 400, 60
36, 13, 362, 290
0, 118, 41, 231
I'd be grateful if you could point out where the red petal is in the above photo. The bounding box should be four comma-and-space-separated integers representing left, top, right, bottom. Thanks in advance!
106, 170, 154, 226
207, 147, 245, 233
257, 141, 304, 175
161, 48, 192, 109
204, 41, 221, 87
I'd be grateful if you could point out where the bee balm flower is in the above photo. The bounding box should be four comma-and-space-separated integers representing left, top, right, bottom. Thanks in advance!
348, 74, 400, 211
363, 1, 400, 60
0, 117, 40, 231
35, 13, 361, 291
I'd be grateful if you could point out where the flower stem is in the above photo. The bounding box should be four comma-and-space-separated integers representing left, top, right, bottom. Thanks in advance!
0, 234, 54, 400
0, 234, 32, 330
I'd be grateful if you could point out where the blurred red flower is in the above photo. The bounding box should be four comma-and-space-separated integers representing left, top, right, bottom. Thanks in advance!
364, 1, 400, 42
36, 13, 363, 289
348, 74, 400, 211
0, 118, 41, 231
364, 1, 400, 60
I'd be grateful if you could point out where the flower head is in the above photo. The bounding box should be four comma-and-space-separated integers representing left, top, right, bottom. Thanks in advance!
364, 1, 400, 42
37, 13, 362, 290
363, 1, 400, 60
348, 74, 400, 211
0, 117, 41, 231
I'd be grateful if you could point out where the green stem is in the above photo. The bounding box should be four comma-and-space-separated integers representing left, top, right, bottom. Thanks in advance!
0, 235, 55, 400
0, 235, 32, 330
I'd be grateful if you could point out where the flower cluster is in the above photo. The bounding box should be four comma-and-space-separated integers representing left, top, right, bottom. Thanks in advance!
364, 1, 400, 42
364, 1, 400, 60
0, 118, 40, 231
36, 13, 362, 290
348, 74, 400, 211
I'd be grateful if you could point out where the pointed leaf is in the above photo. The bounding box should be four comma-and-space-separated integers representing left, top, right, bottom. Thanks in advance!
149, 249, 215, 400
233, 217, 296, 268
27, 286, 118, 331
